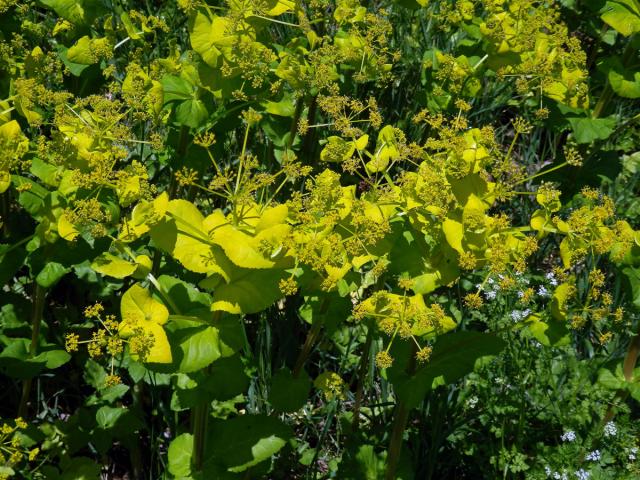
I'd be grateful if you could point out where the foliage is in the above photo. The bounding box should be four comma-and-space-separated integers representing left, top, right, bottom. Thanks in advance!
0, 0, 639, 478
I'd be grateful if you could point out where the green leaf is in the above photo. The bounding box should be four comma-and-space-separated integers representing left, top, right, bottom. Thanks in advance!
623, 266, 640, 308
56, 46, 91, 76
33, 349, 71, 369
58, 456, 101, 480
13, 175, 49, 216
298, 294, 351, 335
66, 36, 96, 65
158, 275, 212, 316
172, 323, 221, 373
96, 406, 126, 429
168, 433, 193, 478
526, 315, 571, 347
175, 99, 209, 128
36, 261, 69, 288
388, 332, 506, 408
162, 75, 196, 102
91, 253, 138, 279
173, 355, 249, 409
601, 1, 640, 36
151, 200, 228, 277
567, 116, 616, 143
119, 284, 172, 364
189, 12, 235, 67
261, 91, 296, 117
597, 367, 624, 390
608, 60, 640, 98
269, 368, 311, 412
205, 415, 292, 473
207, 268, 286, 314
40, 0, 106, 25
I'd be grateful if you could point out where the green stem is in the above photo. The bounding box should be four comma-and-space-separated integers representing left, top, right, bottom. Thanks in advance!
129, 381, 145, 480
352, 327, 373, 432
309, 400, 337, 480
385, 345, 417, 480
191, 311, 221, 472
292, 298, 329, 378
592, 83, 614, 119
302, 95, 318, 161
385, 400, 410, 480
191, 401, 209, 473
592, 34, 636, 119
1, 191, 10, 237
18, 284, 47, 418
601, 324, 640, 425
287, 96, 304, 150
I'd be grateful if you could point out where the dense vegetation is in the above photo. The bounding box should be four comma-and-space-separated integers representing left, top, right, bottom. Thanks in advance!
1, 0, 640, 478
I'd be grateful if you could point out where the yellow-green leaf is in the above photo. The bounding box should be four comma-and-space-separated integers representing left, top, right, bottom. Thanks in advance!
92, 253, 138, 279
58, 214, 80, 241
0, 171, 10, 194
119, 284, 172, 363
443, 218, 464, 253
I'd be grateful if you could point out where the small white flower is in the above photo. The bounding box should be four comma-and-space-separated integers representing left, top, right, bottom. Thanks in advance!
466, 395, 478, 409
485, 290, 497, 300
545, 466, 552, 477
585, 450, 600, 462
517, 290, 525, 298
538, 285, 549, 297
574, 469, 589, 480
603, 421, 617, 437
511, 310, 523, 322
546, 272, 558, 286
628, 447, 637, 461
561, 430, 576, 442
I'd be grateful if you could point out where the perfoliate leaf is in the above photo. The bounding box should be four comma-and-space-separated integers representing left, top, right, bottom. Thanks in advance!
119, 284, 172, 363
601, 0, 640, 36
567, 116, 616, 143
91, 253, 138, 279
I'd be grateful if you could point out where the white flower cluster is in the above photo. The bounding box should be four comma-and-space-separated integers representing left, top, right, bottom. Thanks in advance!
585, 450, 600, 462
511, 309, 532, 322
545, 467, 569, 480
628, 447, 637, 461
546, 271, 558, 286
537, 285, 550, 297
478, 277, 499, 300
574, 469, 590, 480
560, 430, 576, 442
603, 421, 617, 437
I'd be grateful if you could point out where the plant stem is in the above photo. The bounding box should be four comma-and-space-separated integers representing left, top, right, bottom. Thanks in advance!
18, 284, 46, 418
385, 400, 410, 480
129, 381, 145, 480
601, 324, 640, 425
191, 311, 221, 472
1, 191, 9, 237
191, 401, 209, 472
287, 96, 304, 150
352, 327, 373, 432
292, 298, 329, 378
309, 400, 337, 479
385, 345, 417, 480
592, 35, 636, 119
